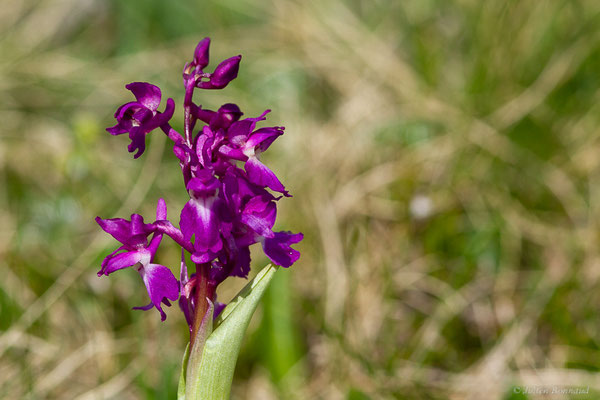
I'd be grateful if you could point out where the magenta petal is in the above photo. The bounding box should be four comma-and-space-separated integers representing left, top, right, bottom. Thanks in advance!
244, 194, 273, 214
241, 209, 274, 238
146, 232, 163, 258
156, 198, 167, 220
104, 250, 145, 275
96, 217, 134, 244
180, 198, 222, 253
114, 102, 142, 121
107, 123, 127, 136
98, 245, 126, 276
208, 55, 241, 89
127, 126, 146, 159
186, 171, 220, 197
138, 263, 179, 321
195, 128, 215, 168
132, 302, 154, 311
245, 156, 290, 196
194, 37, 211, 69
210, 103, 243, 129
218, 145, 246, 161
129, 213, 147, 236
125, 82, 162, 112
195, 107, 217, 125
191, 250, 218, 264
262, 231, 303, 268
147, 98, 175, 130
245, 127, 284, 152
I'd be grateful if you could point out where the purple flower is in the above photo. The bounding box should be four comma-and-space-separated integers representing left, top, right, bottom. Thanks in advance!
96, 199, 179, 321
98, 37, 303, 330
107, 82, 175, 158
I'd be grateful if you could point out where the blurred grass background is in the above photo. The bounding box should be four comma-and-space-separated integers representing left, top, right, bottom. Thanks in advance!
2, 0, 600, 399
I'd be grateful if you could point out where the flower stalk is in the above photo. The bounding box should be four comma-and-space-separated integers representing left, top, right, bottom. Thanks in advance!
190, 263, 214, 347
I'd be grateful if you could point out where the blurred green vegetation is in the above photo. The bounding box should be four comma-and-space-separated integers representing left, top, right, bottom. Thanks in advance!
2, 0, 600, 399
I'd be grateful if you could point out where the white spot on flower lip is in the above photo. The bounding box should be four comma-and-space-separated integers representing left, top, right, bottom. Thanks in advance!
137, 250, 152, 269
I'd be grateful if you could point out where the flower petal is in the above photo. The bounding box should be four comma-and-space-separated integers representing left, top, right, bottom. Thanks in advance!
245, 156, 290, 196
201, 55, 241, 89
98, 245, 126, 276
103, 250, 147, 275
106, 123, 128, 136
245, 126, 284, 153
146, 98, 175, 131
218, 144, 246, 161
126, 82, 162, 112
241, 196, 276, 238
127, 126, 146, 159
156, 198, 167, 220
210, 103, 243, 130
180, 198, 223, 253
96, 216, 132, 244
186, 171, 220, 197
193, 37, 211, 69
262, 231, 303, 268
138, 263, 179, 321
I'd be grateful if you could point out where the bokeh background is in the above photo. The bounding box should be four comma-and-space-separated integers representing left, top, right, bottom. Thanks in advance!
3, 0, 600, 399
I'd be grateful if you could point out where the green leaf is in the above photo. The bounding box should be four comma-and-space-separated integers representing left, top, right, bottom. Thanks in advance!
185, 300, 214, 399
185, 264, 278, 400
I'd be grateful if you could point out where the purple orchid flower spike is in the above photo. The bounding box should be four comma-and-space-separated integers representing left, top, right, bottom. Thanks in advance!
97, 38, 302, 345
96, 199, 179, 321
107, 82, 175, 158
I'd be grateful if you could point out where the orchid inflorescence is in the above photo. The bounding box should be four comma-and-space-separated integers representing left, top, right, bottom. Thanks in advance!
96, 38, 302, 344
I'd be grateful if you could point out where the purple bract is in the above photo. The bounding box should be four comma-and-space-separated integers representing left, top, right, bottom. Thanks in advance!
96, 38, 302, 342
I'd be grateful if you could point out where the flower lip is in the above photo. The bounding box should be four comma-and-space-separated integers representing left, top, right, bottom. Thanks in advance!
261, 231, 303, 267
134, 263, 179, 321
